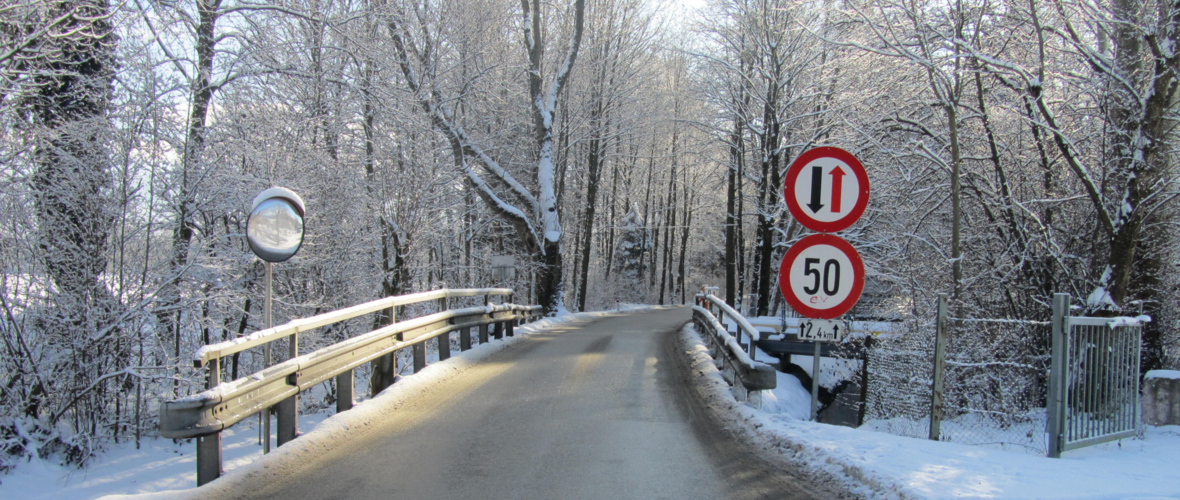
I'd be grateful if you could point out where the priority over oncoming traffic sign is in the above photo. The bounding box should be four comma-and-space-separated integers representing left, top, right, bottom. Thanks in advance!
783, 147, 869, 233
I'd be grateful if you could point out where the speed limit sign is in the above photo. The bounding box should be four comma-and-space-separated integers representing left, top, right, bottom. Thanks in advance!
779, 234, 865, 320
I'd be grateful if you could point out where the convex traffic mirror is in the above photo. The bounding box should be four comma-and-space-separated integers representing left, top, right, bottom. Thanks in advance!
246, 187, 306, 263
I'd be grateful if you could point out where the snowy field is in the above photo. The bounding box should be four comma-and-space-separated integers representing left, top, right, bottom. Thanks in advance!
1, 307, 1177, 499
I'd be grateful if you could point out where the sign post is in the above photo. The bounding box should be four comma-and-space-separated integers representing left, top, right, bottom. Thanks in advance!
779, 147, 869, 421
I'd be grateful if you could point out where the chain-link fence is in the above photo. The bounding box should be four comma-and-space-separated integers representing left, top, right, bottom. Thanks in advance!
861, 313, 1053, 454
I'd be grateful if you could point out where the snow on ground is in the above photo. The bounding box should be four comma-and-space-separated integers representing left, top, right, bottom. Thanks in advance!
1147, 369, 1180, 380
2, 307, 1177, 499
679, 323, 1180, 499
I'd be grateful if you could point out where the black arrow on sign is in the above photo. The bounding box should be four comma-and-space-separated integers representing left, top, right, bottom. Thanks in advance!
807, 165, 825, 213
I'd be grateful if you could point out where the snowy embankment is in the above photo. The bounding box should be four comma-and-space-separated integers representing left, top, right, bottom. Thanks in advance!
678, 323, 1180, 499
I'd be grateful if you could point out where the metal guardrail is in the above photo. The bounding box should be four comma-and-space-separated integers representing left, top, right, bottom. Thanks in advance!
691, 296, 776, 405
160, 288, 540, 486
1047, 293, 1145, 458
695, 293, 763, 358
190, 288, 520, 368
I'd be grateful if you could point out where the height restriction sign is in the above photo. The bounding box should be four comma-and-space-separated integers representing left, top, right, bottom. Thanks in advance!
780, 234, 865, 319
784, 147, 869, 233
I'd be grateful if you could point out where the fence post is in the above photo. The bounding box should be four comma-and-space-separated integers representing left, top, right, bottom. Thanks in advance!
857, 336, 872, 427
196, 357, 222, 486
1048, 293, 1070, 458
930, 294, 948, 441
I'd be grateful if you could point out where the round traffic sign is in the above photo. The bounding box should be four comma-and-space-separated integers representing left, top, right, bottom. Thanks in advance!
784, 147, 869, 233
779, 234, 865, 319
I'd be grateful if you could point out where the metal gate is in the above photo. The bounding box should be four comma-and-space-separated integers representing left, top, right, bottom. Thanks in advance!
1047, 293, 1144, 458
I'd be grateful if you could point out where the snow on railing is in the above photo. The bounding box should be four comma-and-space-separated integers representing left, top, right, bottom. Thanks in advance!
194, 288, 514, 366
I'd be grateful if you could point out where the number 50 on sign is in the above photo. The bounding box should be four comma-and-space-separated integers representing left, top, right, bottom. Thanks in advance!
779, 234, 865, 320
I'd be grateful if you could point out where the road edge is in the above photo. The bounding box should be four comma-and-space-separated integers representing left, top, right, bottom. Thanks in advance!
674, 323, 900, 500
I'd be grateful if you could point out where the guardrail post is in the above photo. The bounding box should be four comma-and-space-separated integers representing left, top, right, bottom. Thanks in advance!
196, 356, 222, 486
413, 342, 426, 373
371, 352, 395, 396
461, 326, 472, 351
336, 370, 353, 413
1048, 293, 1070, 458
438, 333, 451, 361
438, 297, 451, 360
930, 294, 948, 441
480, 323, 489, 344
277, 329, 299, 447
494, 320, 504, 340
277, 394, 297, 446
370, 305, 398, 396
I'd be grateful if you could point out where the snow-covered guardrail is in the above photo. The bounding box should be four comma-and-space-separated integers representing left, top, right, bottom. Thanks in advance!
695, 293, 763, 354
159, 288, 540, 487
691, 296, 776, 404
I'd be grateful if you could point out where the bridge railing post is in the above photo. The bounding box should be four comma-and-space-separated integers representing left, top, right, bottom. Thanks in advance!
438, 297, 451, 361
506, 293, 515, 337
197, 356, 222, 486
413, 342, 426, 373
336, 370, 353, 413
277, 394, 297, 446
277, 329, 299, 447
370, 305, 397, 396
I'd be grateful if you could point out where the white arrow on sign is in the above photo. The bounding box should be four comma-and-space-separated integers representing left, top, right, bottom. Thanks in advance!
783, 147, 870, 233
779, 234, 865, 320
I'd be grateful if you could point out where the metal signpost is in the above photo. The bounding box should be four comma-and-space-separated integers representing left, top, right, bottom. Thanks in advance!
245, 187, 305, 458
779, 147, 869, 421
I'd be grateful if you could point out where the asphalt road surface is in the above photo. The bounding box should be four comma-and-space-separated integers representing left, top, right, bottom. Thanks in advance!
234, 307, 828, 500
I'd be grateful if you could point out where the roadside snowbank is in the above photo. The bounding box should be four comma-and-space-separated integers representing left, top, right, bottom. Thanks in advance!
679, 323, 1180, 499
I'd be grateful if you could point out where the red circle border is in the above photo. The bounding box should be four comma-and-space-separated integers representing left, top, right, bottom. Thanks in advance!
783, 147, 870, 233
778, 234, 865, 320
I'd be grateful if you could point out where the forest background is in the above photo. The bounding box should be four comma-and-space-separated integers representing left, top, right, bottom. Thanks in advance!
2, 0, 1178, 470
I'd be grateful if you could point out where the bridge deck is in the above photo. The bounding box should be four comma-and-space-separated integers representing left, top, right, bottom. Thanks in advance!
212, 308, 826, 500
